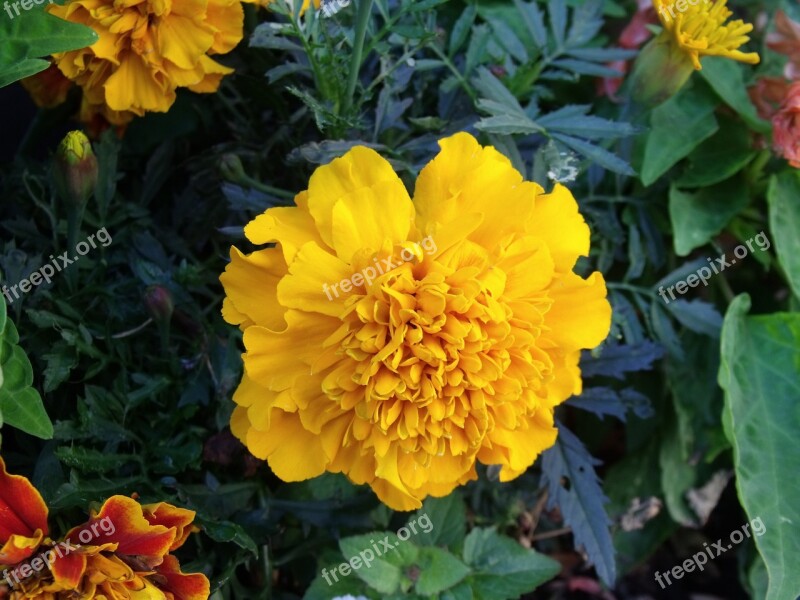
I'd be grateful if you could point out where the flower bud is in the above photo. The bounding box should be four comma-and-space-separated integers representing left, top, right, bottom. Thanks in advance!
53, 131, 98, 208
219, 154, 247, 184
143, 285, 174, 324
628, 31, 696, 108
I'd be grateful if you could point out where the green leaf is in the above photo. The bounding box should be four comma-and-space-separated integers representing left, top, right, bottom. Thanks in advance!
675, 116, 757, 188
462, 527, 560, 600
0, 387, 53, 439
767, 171, 800, 300
197, 518, 259, 555
339, 532, 417, 595
411, 494, 466, 548
669, 176, 749, 256
641, 82, 719, 185
699, 57, 771, 134
719, 295, 800, 600
414, 547, 470, 595
0, 8, 97, 87
0, 58, 49, 88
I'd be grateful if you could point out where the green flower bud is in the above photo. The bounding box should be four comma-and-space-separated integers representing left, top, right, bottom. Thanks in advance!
53, 131, 98, 208
629, 31, 696, 108
219, 154, 248, 184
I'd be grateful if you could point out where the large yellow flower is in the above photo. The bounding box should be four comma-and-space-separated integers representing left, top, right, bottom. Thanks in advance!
47, 0, 244, 126
220, 133, 611, 511
652, 0, 759, 69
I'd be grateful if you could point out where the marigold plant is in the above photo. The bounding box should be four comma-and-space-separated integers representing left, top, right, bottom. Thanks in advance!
220, 132, 612, 511
0, 458, 208, 599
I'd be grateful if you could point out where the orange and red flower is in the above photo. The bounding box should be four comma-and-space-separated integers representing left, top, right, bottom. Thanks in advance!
0, 458, 208, 600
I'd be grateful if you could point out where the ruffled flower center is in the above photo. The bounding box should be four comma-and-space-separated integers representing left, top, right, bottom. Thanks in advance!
321, 241, 554, 463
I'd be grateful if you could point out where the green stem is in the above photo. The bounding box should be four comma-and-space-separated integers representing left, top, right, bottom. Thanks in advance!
342, 0, 374, 115
241, 175, 295, 200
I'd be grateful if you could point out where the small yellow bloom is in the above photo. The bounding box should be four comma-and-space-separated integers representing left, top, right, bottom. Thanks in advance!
220, 133, 612, 511
652, 0, 760, 69
47, 0, 244, 126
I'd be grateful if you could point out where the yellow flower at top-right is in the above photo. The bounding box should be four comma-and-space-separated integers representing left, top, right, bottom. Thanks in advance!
653, 0, 760, 69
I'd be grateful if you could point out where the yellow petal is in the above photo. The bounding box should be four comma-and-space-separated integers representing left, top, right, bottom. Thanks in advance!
220, 246, 288, 330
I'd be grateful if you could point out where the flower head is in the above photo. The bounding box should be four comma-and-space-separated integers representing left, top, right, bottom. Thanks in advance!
220, 133, 611, 511
773, 82, 800, 168
0, 457, 208, 599
47, 0, 244, 126
652, 0, 760, 69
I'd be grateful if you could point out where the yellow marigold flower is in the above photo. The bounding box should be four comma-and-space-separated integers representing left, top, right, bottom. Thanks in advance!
652, 0, 760, 69
46, 0, 244, 126
0, 457, 208, 600
220, 133, 612, 511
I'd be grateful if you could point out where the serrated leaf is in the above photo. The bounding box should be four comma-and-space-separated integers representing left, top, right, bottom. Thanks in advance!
415, 547, 470, 595
552, 133, 635, 176
581, 340, 664, 380
542, 424, 616, 585
565, 0, 603, 47
462, 527, 559, 599
547, 0, 566, 48
666, 299, 723, 338
512, 0, 547, 48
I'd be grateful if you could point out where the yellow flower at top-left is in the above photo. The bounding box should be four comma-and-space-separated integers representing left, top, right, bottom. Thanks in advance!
46, 0, 244, 126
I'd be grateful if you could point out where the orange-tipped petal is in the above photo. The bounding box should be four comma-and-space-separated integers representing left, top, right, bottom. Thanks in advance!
68, 496, 176, 559
47, 551, 88, 590
142, 503, 198, 551
157, 555, 210, 600
0, 531, 44, 566
0, 458, 49, 542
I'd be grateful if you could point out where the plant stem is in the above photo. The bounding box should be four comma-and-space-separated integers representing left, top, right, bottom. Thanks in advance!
342, 0, 374, 115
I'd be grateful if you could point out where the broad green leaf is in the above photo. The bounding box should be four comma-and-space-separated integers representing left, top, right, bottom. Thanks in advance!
719, 295, 800, 600
669, 176, 749, 256
0, 8, 97, 87
414, 547, 470, 595
411, 494, 466, 548
641, 82, 718, 185
462, 527, 560, 600
767, 171, 800, 300
0, 58, 49, 88
0, 387, 53, 439
339, 532, 416, 595
699, 57, 771, 133
675, 116, 756, 188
